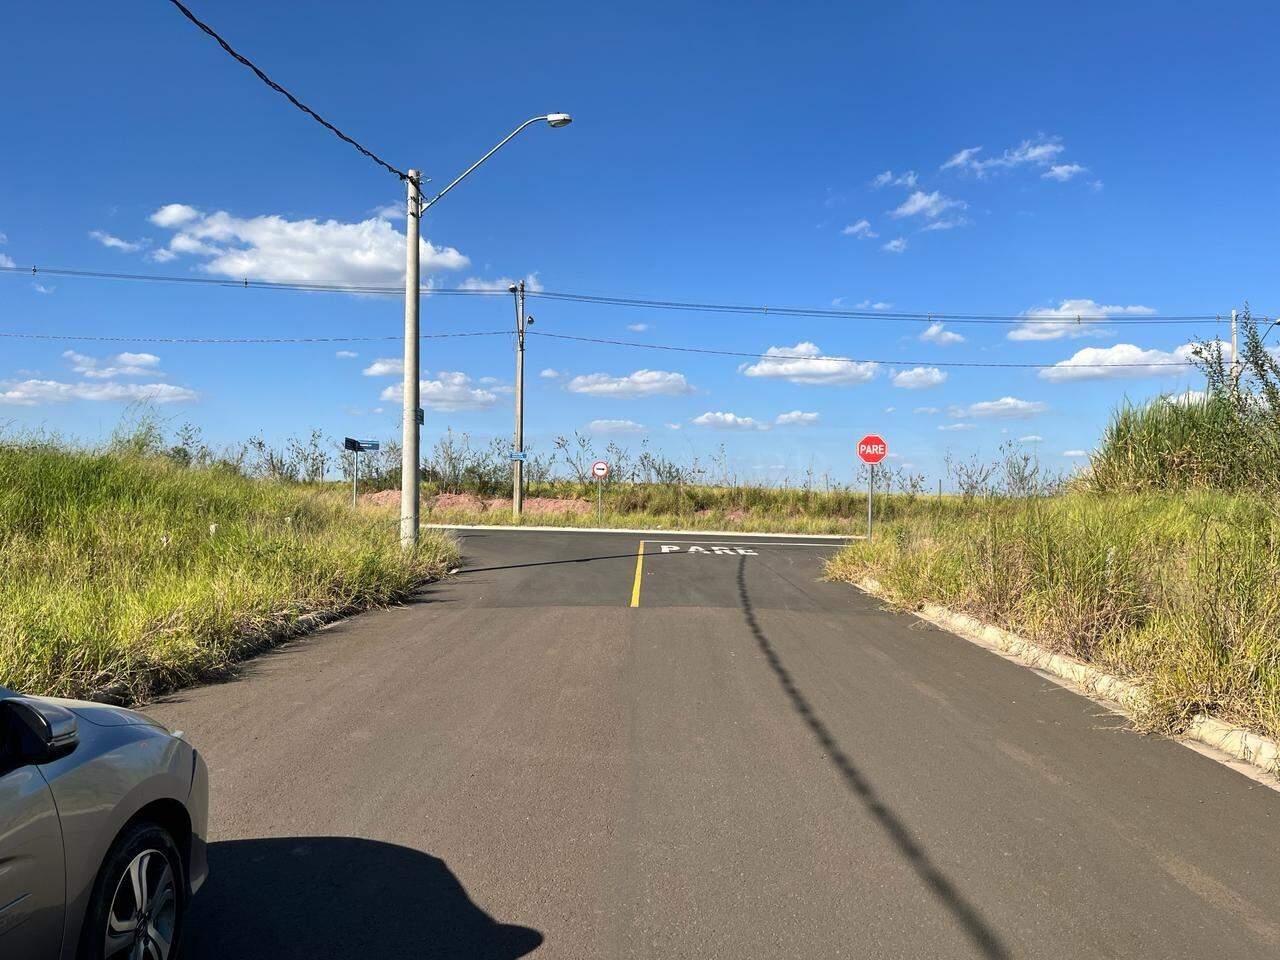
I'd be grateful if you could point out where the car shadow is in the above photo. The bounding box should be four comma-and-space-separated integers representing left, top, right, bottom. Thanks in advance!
184, 837, 543, 959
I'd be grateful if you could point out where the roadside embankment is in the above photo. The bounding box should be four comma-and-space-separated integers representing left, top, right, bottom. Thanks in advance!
825, 492, 1280, 746
0, 442, 458, 703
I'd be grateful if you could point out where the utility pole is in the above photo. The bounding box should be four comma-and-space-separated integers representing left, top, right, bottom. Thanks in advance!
511, 280, 529, 518
400, 171, 422, 549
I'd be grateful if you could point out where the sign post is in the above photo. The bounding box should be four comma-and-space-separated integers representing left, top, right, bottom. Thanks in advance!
856, 434, 888, 539
344, 438, 380, 508
591, 460, 610, 524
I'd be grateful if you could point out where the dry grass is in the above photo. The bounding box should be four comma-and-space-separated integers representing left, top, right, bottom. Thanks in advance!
825, 492, 1280, 740
0, 440, 457, 702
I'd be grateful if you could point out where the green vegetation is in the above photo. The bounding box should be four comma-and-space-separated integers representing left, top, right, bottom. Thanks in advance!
825, 492, 1280, 740
827, 313, 1280, 741
0, 435, 457, 703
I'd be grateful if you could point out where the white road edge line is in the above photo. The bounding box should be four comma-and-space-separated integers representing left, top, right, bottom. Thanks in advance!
425, 523, 858, 540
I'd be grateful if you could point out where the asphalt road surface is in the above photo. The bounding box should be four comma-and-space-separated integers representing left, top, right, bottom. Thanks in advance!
150, 528, 1280, 959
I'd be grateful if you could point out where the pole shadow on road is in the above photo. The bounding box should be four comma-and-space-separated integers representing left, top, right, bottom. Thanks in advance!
734, 557, 1011, 960
183, 837, 544, 959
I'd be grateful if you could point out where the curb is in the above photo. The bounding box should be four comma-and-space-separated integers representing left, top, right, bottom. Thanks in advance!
855, 578, 1280, 780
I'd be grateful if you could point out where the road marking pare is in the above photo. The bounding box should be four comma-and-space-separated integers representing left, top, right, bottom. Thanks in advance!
659, 544, 758, 555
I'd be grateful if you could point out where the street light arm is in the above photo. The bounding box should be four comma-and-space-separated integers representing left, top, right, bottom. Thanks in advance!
421, 116, 549, 213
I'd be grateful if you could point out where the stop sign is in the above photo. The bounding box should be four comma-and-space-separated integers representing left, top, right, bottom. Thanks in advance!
857, 435, 888, 464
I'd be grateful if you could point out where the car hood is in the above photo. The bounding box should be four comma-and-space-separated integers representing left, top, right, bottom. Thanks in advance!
38, 696, 170, 731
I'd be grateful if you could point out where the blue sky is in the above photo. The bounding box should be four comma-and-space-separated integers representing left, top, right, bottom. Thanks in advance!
1, 0, 1275, 484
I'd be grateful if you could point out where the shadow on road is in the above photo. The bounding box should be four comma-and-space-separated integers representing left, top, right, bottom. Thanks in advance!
734, 557, 1010, 960
184, 837, 544, 959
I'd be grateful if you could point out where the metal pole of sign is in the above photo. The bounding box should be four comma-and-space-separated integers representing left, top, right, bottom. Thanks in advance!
866, 464, 874, 540
597, 476, 603, 525
352, 449, 359, 509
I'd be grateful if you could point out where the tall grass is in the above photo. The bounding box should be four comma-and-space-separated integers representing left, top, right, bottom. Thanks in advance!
1089, 310, 1280, 492
826, 492, 1280, 741
0, 439, 457, 702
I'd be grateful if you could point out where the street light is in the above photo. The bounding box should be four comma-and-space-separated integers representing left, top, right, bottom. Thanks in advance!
399, 114, 572, 549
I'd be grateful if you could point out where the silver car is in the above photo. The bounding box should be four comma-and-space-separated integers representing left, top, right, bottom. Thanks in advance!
0, 685, 209, 959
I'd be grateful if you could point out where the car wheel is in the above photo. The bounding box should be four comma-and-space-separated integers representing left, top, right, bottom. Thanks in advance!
79, 820, 186, 960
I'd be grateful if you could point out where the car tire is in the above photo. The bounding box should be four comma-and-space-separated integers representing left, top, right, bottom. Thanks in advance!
78, 820, 187, 960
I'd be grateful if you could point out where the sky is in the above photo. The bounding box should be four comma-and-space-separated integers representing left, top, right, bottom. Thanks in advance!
1, 0, 1277, 485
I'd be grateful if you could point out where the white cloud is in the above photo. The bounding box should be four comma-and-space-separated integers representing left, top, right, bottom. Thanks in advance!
33, 284, 54, 295
882, 237, 908, 254
1042, 163, 1087, 182
89, 230, 144, 253
890, 191, 967, 220
692, 411, 769, 431
371, 203, 404, 221
950, 396, 1047, 419
1009, 298, 1156, 341
149, 248, 176, 263
872, 170, 918, 189
884, 406, 895, 413
665, 422, 682, 430
891, 366, 948, 389
362, 358, 403, 377
1018, 435, 1044, 443
539, 368, 561, 379
378, 371, 499, 411
855, 300, 893, 311
626, 323, 649, 332
0, 379, 197, 406
0, 253, 15, 268
842, 219, 878, 238
587, 419, 647, 435
62, 350, 162, 379
1062, 449, 1088, 457
458, 272, 543, 292
739, 341, 877, 386
775, 410, 819, 426
148, 205, 467, 284
920, 322, 964, 345
1038, 342, 1199, 381
942, 137, 1067, 178
335, 350, 358, 359
149, 204, 199, 228
920, 217, 969, 232
938, 422, 975, 431
941, 146, 983, 171
566, 369, 694, 398
914, 406, 940, 414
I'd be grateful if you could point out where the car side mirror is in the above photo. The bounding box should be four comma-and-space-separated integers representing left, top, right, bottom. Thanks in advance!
3, 697, 79, 764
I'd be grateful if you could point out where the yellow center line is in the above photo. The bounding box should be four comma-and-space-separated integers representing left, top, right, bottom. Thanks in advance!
629, 540, 645, 608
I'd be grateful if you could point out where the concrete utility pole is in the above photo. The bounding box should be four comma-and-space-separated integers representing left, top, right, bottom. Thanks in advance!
400, 170, 422, 549
511, 280, 529, 518
397, 114, 572, 550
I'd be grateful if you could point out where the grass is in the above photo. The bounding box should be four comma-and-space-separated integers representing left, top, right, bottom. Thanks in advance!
0, 439, 458, 703
825, 491, 1280, 741
418, 480, 916, 535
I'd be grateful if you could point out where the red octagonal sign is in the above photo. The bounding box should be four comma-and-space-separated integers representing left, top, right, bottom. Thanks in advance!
857, 434, 888, 465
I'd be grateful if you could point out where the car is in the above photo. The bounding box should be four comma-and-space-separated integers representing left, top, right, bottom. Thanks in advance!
0, 684, 208, 960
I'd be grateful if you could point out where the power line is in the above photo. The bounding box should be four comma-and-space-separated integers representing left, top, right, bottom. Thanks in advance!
528, 331, 1199, 371
0, 330, 508, 345
1, 265, 1241, 326
527, 289, 1227, 325
165, 0, 409, 180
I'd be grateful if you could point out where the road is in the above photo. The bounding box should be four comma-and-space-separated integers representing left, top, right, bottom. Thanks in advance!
150, 527, 1280, 959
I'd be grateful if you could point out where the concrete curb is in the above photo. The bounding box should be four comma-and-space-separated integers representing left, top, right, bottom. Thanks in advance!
427, 523, 858, 540
855, 578, 1280, 780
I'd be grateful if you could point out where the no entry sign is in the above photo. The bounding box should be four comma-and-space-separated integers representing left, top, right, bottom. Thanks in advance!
591, 460, 610, 479
857, 435, 888, 465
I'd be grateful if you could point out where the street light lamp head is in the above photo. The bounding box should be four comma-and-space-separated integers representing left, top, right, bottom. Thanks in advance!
507, 283, 518, 293
545, 113, 573, 128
